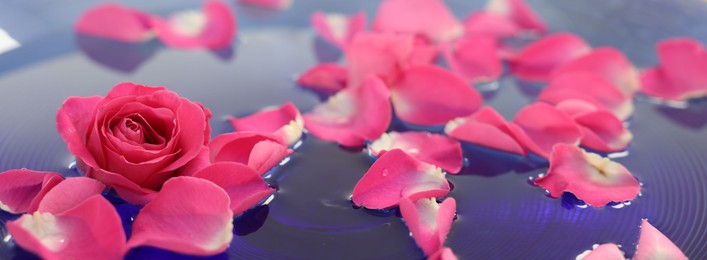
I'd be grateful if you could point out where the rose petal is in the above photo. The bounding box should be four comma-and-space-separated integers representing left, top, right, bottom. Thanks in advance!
209, 132, 291, 175
399, 197, 456, 256
369, 131, 463, 174
445, 107, 525, 155
311, 11, 366, 48
551, 47, 640, 97
463, 11, 521, 38
296, 63, 349, 93
7, 195, 127, 260
534, 144, 640, 207
36, 177, 105, 215
442, 35, 503, 83
352, 149, 450, 209
391, 65, 482, 126
555, 100, 633, 153
152, 1, 236, 49
640, 38, 707, 101
410, 36, 440, 66
193, 162, 275, 215
576, 244, 625, 260
229, 102, 304, 146
428, 247, 458, 260
509, 103, 583, 159
75, 4, 154, 43
303, 76, 392, 146
0, 170, 64, 214
127, 177, 233, 256
508, 33, 591, 81
237, 0, 293, 10
539, 72, 634, 120
345, 32, 415, 87
372, 0, 463, 42
90, 169, 158, 205
485, 0, 547, 34
56, 96, 103, 169
633, 219, 688, 260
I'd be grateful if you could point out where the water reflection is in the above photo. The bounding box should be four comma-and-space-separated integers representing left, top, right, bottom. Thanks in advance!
234, 205, 270, 236
76, 35, 160, 74
656, 98, 707, 129
312, 37, 342, 63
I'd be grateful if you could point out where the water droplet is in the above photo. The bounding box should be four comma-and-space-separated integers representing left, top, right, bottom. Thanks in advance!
130, 217, 135, 222
611, 203, 625, 209
607, 150, 629, 159
292, 140, 303, 149
3, 234, 11, 243
67, 160, 77, 170
591, 243, 600, 249
576, 204, 588, 209
279, 157, 291, 166
261, 194, 276, 205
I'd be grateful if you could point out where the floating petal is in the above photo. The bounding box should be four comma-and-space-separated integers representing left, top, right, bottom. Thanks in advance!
193, 162, 275, 215
555, 100, 632, 153
0, 170, 64, 214
508, 33, 591, 81
552, 47, 640, 97
442, 35, 502, 83
445, 107, 525, 155
399, 197, 456, 256
229, 102, 304, 146
209, 132, 291, 175
237, 0, 293, 10
640, 38, 707, 101
36, 177, 105, 214
485, 0, 547, 33
576, 243, 625, 260
428, 247, 459, 260
311, 11, 366, 48
152, 1, 236, 49
463, 11, 520, 38
372, 0, 463, 42
345, 32, 415, 87
633, 219, 688, 260
296, 63, 349, 93
509, 103, 583, 159
539, 72, 633, 120
369, 131, 463, 173
75, 4, 154, 43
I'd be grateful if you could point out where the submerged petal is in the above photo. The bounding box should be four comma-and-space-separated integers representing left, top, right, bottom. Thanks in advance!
509, 103, 583, 159
399, 197, 456, 256
372, 0, 463, 42
229, 102, 304, 146
633, 219, 687, 260
539, 72, 633, 120
508, 33, 591, 81
0, 169, 64, 214
551, 47, 640, 97
445, 107, 525, 155
576, 243, 625, 260
193, 162, 275, 215
369, 131, 463, 173
442, 35, 503, 83
296, 63, 349, 93
311, 11, 366, 48
75, 4, 154, 43
534, 144, 640, 207
209, 132, 291, 175
152, 1, 236, 49
640, 38, 707, 101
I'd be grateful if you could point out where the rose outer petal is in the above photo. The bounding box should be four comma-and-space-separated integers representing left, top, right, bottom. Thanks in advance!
633, 219, 688, 260
36, 177, 105, 215
75, 3, 154, 43
369, 131, 463, 174
551, 47, 640, 97
127, 177, 233, 256
7, 195, 127, 260
297, 63, 349, 93
442, 35, 503, 83
0, 170, 64, 214
509, 103, 583, 159
508, 33, 591, 81
209, 132, 292, 175
577, 243, 625, 260
539, 72, 634, 120
640, 38, 707, 101
352, 149, 450, 209
372, 0, 463, 42
193, 162, 275, 215
152, 1, 236, 50
399, 197, 456, 256
534, 144, 640, 207
56, 96, 103, 169
311, 11, 366, 48
229, 102, 304, 146
445, 107, 525, 155
236, 0, 293, 10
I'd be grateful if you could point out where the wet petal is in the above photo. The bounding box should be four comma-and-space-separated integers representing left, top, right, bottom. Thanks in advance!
576, 243, 625, 260
556, 100, 632, 153
37, 177, 105, 215
485, 0, 547, 33
633, 219, 687, 260
311, 11, 366, 48
428, 247, 458, 260
534, 144, 640, 207
352, 149, 450, 209
551, 47, 640, 97
509, 103, 583, 159
237, 0, 293, 10
391, 65, 482, 126
75, 3, 154, 43
0, 170, 64, 214
442, 35, 503, 83
508, 33, 591, 81
372, 0, 463, 42
539, 72, 634, 120
369, 131, 463, 174
303, 76, 392, 146
345, 32, 415, 87
445, 107, 525, 155
152, 1, 236, 49
399, 197, 456, 256
7, 195, 127, 260
193, 162, 275, 215
229, 102, 304, 146
463, 11, 521, 38
640, 38, 707, 101
127, 177, 233, 256
209, 132, 291, 175
296, 63, 349, 93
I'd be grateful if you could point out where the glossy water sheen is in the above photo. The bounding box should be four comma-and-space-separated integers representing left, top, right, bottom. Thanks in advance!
1, 0, 707, 259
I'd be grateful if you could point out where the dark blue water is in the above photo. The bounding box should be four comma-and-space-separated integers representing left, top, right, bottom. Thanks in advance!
1, 0, 707, 259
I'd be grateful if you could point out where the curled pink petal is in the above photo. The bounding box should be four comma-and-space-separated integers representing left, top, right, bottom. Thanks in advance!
399, 197, 456, 256
556, 100, 633, 153
193, 162, 275, 215
37, 177, 105, 214
0, 170, 63, 214
509, 103, 583, 159
428, 247, 458, 260
485, 0, 547, 33
7, 195, 127, 260
640, 38, 707, 101
372, 0, 463, 42
633, 219, 688, 260
75, 4, 154, 43
296, 63, 349, 93
442, 35, 503, 83
539, 72, 634, 120
352, 149, 450, 209
576, 244, 624, 260
463, 11, 521, 38
508, 33, 591, 81
552, 47, 640, 97
209, 132, 292, 175
345, 32, 415, 87
410, 36, 440, 66
127, 177, 233, 256
229, 102, 304, 146
534, 144, 640, 207
391, 65, 482, 126
303, 76, 392, 146
445, 107, 525, 155
152, 1, 236, 49
311, 11, 366, 48
369, 131, 463, 174
237, 0, 292, 10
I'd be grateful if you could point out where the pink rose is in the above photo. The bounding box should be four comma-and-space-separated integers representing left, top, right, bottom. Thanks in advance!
56, 82, 211, 205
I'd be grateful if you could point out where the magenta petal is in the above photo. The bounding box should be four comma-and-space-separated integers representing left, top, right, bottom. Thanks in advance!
391, 65, 482, 126
193, 162, 275, 215
304, 76, 392, 146
486, 0, 547, 33
352, 149, 450, 209
539, 72, 634, 120
556, 100, 632, 153
311, 11, 366, 48
7, 195, 127, 260
399, 197, 456, 256
369, 131, 463, 174
152, 1, 236, 49
56, 96, 103, 169
577, 244, 625, 260
445, 107, 525, 155
640, 38, 707, 101
237, 0, 292, 10
428, 247, 458, 260
442, 35, 503, 83
0, 170, 64, 214
463, 11, 520, 38
229, 102, 304, 146
372, 0, 463, 42
551, 47, 640, 97
510, 103, 583, 159
209, 132, 291, 175
127, 177, 233, 256
508, 33, 591, 81
345, 32, 415, 87
534, 144, 640, 207
297, 63, 349, 93
75, 4, 154, 43
37, 177, 105, 214
633, 219, 688, 260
